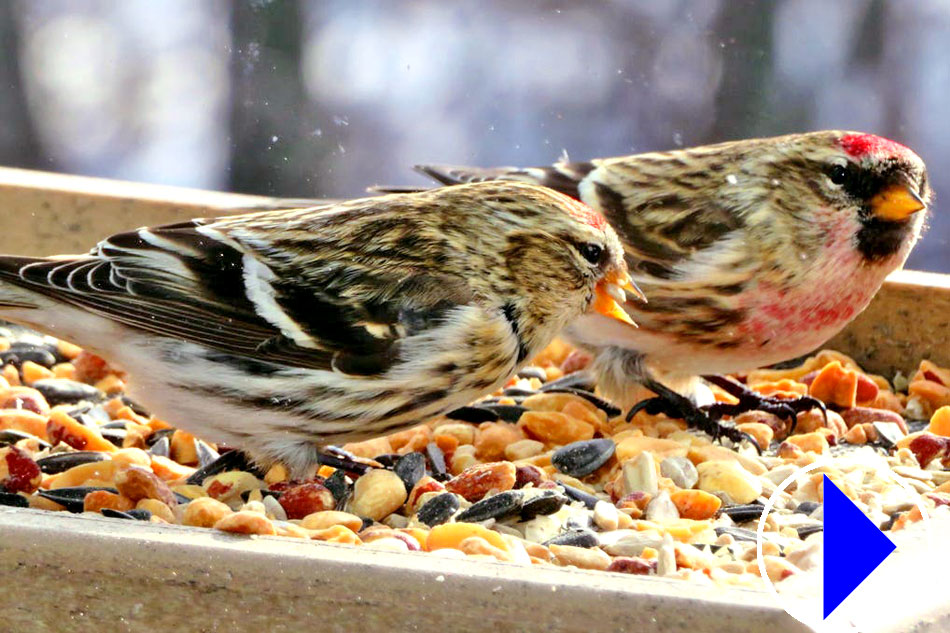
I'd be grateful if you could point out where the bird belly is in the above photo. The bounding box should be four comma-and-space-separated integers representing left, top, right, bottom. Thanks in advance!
576, 260, 894, 377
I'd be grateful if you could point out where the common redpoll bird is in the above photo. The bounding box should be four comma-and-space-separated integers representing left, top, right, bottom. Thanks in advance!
402, 131, 931, 444
0, 182, 640, 475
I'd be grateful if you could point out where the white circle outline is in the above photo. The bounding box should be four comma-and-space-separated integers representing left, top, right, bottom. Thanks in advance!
755, 455, 933, 629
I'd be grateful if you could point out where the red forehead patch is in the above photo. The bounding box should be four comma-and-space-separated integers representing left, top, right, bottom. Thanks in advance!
565, 197, 607, 230
840, 133, 913, 160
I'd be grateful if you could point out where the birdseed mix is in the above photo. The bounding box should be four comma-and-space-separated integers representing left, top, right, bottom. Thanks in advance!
2, 326, 949, 588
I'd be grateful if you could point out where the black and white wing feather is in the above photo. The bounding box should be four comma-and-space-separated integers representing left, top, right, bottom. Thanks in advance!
0, 215, 473, 375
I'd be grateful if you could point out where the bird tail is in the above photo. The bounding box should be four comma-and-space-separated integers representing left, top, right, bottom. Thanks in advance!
0, 255, 47, 309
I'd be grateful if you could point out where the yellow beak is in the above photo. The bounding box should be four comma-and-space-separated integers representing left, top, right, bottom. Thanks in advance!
591, 270, 644, 328
870, 184, 926, 222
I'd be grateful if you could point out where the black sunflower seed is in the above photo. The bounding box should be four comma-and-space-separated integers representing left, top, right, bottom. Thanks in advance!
721, 503, 766, 523
195, 440, 220, 468
795, 501, 820, 516
797, 525, 823, 539
551, 439, 616, 478
324, 468, 350, 504
37, 486, 118, 513
102, 508, 153, 521
100, 428, 126, 447
394, 452, 426, 493
543, 528, 599, 548
520, 490, 568, 520
31, 379, 103, 405
479, 405, 529, 423
148, 436, 170, 458
0, 429, 48, 449
0, 346, 56, 368
416, 492, 461, 527
425, 442, 449, 481
120, 396, 150, 417
557, 482, 599, 509
445, 406, 498, 423
714, 526, 758, 542
0, 491, 28, 508
372, 453, 401, 468
185, 450, 263, 486
517, 366, 548, 381
456, 490, 524, 523
36, 451, 110, 474
315, 452, 372, 476
100, 508, 135, 520
502, 387, 538, 398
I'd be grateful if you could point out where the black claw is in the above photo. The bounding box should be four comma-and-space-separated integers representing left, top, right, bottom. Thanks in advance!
627, 379, 761, 454
701, 374, 833, 438
625, 398, 656, 422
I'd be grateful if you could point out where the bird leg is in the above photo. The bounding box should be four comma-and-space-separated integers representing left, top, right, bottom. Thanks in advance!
701, 375, 827, 436
626, 378, 761, 453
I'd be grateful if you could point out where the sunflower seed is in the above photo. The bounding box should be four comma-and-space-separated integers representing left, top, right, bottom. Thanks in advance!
37, 486, 118, 513
456, 490, 524, 523
394, 452, 426, 493
543, 528, 599, 548
0, 430, 48, 449
520, 489, 568, 520
445, 406, 499, 423
31, 379, 103, 405
551, 439, 615, 478
416, 492, 461, 527
721, 503, 766, 523
425, 442, 449, 481
36, 451, 110, 474
557, 482, 599, 509
0, 491, 28, 508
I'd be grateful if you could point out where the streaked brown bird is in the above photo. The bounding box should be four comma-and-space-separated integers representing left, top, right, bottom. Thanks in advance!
400, 131, 931, 445
0, 181, 639, 475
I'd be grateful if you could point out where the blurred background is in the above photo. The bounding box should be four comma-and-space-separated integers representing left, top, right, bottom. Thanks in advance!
0, 0, 947, 271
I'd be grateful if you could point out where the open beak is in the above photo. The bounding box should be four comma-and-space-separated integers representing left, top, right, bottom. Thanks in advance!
591, 270, 644, 328
870, 184, 926, 222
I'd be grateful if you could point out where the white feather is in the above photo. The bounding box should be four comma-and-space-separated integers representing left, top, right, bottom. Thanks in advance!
241, 253, 316, 348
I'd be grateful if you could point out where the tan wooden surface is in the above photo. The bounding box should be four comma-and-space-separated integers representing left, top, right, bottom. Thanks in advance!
0, 166, 323, 256
827, 268, 950, 378
0, 508, 810, 633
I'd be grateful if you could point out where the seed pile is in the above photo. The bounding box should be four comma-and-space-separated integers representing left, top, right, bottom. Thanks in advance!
2, 328, 949, 587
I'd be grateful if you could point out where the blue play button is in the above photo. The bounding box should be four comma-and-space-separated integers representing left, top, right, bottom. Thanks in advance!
823, 474, 897, 619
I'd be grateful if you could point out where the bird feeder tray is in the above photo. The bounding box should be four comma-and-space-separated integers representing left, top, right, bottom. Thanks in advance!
0, 167, 948, 632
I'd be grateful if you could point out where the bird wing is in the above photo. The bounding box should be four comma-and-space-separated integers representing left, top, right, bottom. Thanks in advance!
0, 216, 474, 375
412, 157, 750, 285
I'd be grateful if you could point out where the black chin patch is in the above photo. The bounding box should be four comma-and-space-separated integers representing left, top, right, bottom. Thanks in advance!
855, 216, 912, 262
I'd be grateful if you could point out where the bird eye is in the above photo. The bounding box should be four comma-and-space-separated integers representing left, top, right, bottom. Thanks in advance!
828, 164, 848, 185
578, 243, 604, 265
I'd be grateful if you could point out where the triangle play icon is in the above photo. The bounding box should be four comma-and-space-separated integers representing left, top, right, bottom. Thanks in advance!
823, 474, 897, 619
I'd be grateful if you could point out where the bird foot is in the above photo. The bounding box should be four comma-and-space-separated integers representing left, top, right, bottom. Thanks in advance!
702, 375, 828, 436
626, 383, 761, 453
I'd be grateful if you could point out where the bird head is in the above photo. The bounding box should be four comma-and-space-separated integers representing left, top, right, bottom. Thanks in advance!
770, 130, 931, 264
447, 182, 641, 351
